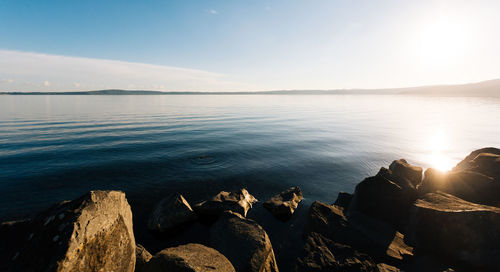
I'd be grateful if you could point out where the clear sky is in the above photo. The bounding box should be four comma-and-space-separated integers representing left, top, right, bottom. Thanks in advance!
1, 0, 499, 92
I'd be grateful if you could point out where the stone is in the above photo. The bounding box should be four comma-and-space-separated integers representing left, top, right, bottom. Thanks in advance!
376, 263, 400, 272
193, 188, 257, 219
407, 192, 500, 270
210, 211, 279, 272
296, 232, 378, 272
147, 193, 197, 232
305, 201, 412, 264
453, 147, 500, 173
389, 159, 423, 188
348, 167, 416, 228
333, 191, 353, 210
136, 244, 152, 272
7, 190, 136, 272
141, 243, 235, 272
263, 186, 303, 221
419, 168, 500, 207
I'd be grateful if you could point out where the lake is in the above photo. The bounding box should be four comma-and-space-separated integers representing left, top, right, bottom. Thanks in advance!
1, 94, 500, 222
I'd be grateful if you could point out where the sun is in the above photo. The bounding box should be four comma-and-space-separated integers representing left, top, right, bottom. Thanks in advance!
426, 129, 454, 172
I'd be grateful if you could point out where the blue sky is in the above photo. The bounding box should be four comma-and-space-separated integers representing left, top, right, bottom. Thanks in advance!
1, 0, 499, 91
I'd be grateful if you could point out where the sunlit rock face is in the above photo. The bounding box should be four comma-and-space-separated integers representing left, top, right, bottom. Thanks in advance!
407, 192, 500, 270
419, 147, 500, 207
6, 190, 136, 272
263, 186, 303, 221
193, 189, 258, 220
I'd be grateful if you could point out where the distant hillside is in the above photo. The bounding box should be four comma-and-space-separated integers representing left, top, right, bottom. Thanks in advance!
1, 78, 500, 97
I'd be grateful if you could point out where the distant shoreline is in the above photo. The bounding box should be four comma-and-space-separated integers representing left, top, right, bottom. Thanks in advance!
1, 78, 500, 97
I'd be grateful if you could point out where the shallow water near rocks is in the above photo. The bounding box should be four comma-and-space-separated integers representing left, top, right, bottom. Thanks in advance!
1, 94, 500, 270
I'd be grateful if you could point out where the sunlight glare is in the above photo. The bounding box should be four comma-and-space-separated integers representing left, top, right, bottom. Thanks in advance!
427, 129, 454, 172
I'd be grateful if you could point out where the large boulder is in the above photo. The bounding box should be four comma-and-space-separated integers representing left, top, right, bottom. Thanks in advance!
419, 168, 500, 207
141, 243, 235, 272
407, 192, 500, 270
305, 201, 412, 263
348, 166, 417, 228
263, 186, 303, 221
389, 159, 423, 188
7, 190, 136, 272
453, 147, 500, 174
210, 211, 279, 272
147, 193, 197, 232
136, 244, 152, 272
296, 232, 378, 272
193, 189, 257, 220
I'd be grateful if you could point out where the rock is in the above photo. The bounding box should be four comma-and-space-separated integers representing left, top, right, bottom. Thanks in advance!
296, 231, 378, 272
419, 168, 500, 207
193, 189, 257, 219
147, 193, 197, 232
453, 147, 500, 174
407, 192, 500, 270
136, 244, 152, 272
333, 191, 353, 210
348, 167, 416, 228
210, 211, 279, 272
305, 201, 412, 264
8, 190, 136, 272
0, 219, 32, 271
141, 243, 235, 272
389, 159, 423, 188
263, 186, 303, 221
376, 263, 399, 272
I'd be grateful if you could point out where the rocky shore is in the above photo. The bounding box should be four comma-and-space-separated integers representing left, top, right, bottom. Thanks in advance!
1, 147, 499, 271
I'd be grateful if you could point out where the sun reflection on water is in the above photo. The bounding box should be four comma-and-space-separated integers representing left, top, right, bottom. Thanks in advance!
427, 129, 454, 172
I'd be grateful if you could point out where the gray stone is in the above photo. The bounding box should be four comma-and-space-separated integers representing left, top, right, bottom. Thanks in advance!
210, 211, 279, 272
142, 243, 235, 272
193, 189, 257, 219
263, 186, 303, 221
148, 193, 197, 232
8, 190, 136, 272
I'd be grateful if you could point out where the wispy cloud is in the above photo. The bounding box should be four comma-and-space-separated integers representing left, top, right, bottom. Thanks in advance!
0, 50, 248, 92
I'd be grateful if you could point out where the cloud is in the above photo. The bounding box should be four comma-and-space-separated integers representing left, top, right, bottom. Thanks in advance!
0, 50, 248, 92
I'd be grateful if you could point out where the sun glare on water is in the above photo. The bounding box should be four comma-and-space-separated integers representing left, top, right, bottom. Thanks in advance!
426, 130, 454, 172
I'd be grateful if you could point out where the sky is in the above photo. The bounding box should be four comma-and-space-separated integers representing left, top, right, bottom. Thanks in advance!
1, 0, 499, 92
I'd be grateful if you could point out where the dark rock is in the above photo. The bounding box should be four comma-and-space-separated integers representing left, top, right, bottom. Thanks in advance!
0, 219, 32, 271
453, 147, 500, 174
136, 244, 152, 272
296, 232, 378, 272
147, 193, 197, 232
419, 168, 500, 207
8, 190, 136, 272
389, 159, 423, 188
348, 167, 416, 228
407, 192, 500, 270
193, 188, 257, 220
141, 243, 235, 272
210, 211, 279, 272
263, 186, 303, 221
305, 201, 413, 264
333, 191, 353, 210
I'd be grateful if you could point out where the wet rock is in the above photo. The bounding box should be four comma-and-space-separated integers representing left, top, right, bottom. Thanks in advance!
296, 232, 378, 272
141, 243, 235, 272
193, 188, 257, 219
389, 159, 423, 188
147, 193, 197, 232
210, 211, 279, 272
419, 168, 500, 207
348, 167, 416, 228
263, 186, 303, 221
333, 191, 353, 210
8, 190, 136, 272
136, 244, 152, 272
407, 192, 500, 270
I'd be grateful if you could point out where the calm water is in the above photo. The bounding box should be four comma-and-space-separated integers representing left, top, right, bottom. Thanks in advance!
1, 94, 500, 221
